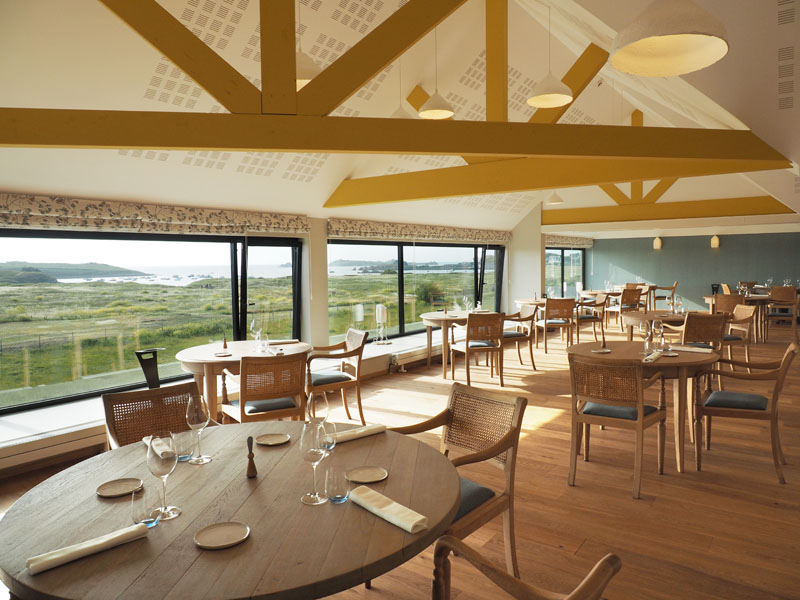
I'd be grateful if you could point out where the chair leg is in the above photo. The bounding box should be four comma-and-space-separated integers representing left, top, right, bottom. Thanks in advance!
774, 416, 787, 465
583, 423, 591, 461
657, 417, 665, 475
502, 504, 520, 578
704, 416, 711, 450
516, 342, 523, 365
770, 419, 787, 484
355, 386, 366, 426
576, 322, 580, 343
498, 350, 504, 387
450, 349, 456, 380
592, 321, 598, 342
568, 417, 580, 486
544, 327, 548, 354
633, 429, 643, 499
528, 340, 535, 370
745, 343, 751, 373
464, 351, 471, 386
341, 388, 353, 421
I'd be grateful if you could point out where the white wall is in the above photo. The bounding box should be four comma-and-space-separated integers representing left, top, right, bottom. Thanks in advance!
506, 203, 543, 309
301, 218, 329, 346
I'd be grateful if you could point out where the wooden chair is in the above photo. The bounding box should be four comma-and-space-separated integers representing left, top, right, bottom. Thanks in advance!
567, 354, 666, 499
574, 293, 606, 344
738, 280, 758, 292
535, 298, 575, 353
605, 288, 642, 332
306, 328, 369, 424
220, 353, 307, 423
392, 383, 527, 577
653, 281, 678, 310
722, 304, 757, 366
102, 381, 197, 449
720, 283, 733, 294
502, 304, 536, 369
694, 343, 799, 483
432, 536, 621, 600
765, 286, 799, 341
450, 312, 505, 387
712, 293, 744, 316
664, 312, 727, 350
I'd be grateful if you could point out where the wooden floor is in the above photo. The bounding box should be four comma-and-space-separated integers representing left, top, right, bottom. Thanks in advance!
2, 324, 799, 599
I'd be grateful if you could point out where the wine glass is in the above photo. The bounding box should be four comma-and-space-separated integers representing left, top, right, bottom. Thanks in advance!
306, 392, 329, 425
147, 431, 180, 520
319, 421, 337, 455
186, 394, 212, 465
652, 320, 664, 351
638, 321, 652, 355
675, 295, 684, 314
299, 423, 328, 506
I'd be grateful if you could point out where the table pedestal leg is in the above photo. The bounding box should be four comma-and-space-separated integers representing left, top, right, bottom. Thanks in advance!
202, 365, 220, 422
426, 326, 433, 367
441, 325, 450, 379
627, 324, 634, 342
672, 369, 688, 473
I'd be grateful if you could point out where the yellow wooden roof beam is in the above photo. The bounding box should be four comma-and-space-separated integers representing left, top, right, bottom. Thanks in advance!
98, 0, 261, 114
325, 156, 789, 207
542, 196, 793, 225
486, 0, 508, 123
260, 0, 296, 115
296, 0, 468, 116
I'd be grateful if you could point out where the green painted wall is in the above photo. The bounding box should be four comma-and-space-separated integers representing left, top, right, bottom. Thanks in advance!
586, 232, 800, 312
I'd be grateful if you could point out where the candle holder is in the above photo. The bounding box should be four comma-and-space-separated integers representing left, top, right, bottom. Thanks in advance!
375, 304, 391, 345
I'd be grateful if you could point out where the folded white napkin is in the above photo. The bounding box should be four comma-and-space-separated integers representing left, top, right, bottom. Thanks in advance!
331, 424, 386, 444
27, 523, 149, 575
142, 436, 176, 459
642, 350, 663, 363
349, 486, 428, 534
669, 345, 715, 354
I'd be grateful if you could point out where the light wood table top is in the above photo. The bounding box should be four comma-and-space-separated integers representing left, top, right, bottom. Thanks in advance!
420, 311, 468, 378
0, 422, 460, 600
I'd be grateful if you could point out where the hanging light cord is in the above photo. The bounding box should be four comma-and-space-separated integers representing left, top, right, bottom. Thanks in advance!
434, 27, 439, 92
547, 5, 551, 72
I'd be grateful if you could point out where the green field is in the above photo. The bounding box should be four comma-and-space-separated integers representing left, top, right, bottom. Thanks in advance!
0, 270, 492, 409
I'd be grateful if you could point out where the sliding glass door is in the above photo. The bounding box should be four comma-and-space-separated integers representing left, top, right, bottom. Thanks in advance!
544, 247, 585, 298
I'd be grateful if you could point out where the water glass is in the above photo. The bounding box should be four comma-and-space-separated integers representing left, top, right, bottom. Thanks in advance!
131, 487, 161, 528
147, 431, 180, 520
325, 465, 350, 504
174, 430, 194, 462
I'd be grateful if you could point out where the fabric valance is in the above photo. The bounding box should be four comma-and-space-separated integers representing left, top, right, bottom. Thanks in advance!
327, 217, 511, 244
544, 234, 594, 248
0, 192, 309, 235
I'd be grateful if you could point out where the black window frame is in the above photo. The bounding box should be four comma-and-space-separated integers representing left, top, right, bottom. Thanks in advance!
0, 229, 302, 415
544, 247, 586, 297
327, 239, 505, 340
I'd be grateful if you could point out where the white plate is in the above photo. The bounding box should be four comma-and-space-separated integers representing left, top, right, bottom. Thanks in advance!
214, 352, 232, 357
346, 466, 388, 484
255, 433, 291, 446
96, 478, 143, 498
194, 522, 250, 550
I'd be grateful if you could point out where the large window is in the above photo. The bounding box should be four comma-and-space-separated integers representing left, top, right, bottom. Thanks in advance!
0, 231, 301, 413
545, 248, 585, 298
328, 241, 505, 342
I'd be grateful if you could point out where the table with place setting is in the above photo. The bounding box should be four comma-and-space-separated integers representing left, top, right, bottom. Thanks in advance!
0, 421, 460, 600
176, 339, 312, 420
567, 341, 719, 473
420, 310, 468, 378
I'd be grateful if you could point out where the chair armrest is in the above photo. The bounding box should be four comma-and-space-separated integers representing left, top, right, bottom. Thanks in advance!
643, 372, 664, 389
717, 356, 782, 369
308, 347, 363, 363
310, 341, 347, 352
222, 368, 239, 380
662, 323, 684, 332
389, 409, 450, 435
698, 368, 779, 381
450, 428, 517, 468
433, 536, 621, 600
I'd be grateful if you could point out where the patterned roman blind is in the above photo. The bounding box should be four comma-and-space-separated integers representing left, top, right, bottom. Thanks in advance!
327, 217, 511, 244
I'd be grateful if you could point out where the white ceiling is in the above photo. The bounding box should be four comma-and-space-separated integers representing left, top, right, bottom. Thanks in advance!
0, 0, 798, 237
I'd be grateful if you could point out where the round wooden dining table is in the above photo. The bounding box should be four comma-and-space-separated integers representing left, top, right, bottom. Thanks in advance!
420, 311, 468, 378
0, 422, 460, 600
176, 340, 311, 420
568, 341, 719, 473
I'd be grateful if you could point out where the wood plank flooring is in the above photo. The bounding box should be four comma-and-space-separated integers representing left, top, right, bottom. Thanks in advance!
2, 325, 798, 599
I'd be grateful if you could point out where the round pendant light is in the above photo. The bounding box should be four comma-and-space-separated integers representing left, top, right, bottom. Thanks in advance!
527, 5, 573, 109
419, 28, 454, 120
610, 0, 728, 77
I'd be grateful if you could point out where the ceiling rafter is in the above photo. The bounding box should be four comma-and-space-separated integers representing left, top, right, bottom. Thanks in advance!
324, 156, 789, 207
542, 196, 792, 225
98, 0, 261, 114
486, 0, 508, 123
260, 0, 296, 115
295, 0, 468, 116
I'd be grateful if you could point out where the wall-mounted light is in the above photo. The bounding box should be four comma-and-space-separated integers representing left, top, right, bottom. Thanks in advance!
710, 235, 720, 249
653, 236, 662, 250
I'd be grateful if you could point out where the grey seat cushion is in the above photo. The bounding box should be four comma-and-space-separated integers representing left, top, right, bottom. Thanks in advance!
467, 340, 497, 348
536, 319, 569, 326
686, 342, 714, 349
502, 330, 527, 338
582, 402, 658, 421
577, 314, 600, 320
621, 304, 639, 309
311, 371, 351, 386
230, 397, 296, 415
454, 477, 495, 521
723, 333, 743, 341
704, 391, 767, 411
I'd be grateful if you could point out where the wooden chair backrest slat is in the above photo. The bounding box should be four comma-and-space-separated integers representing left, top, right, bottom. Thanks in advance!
568, 355, 643, 409
619, 288, 642, 306
714, 294, 744, 315
240, 353, 307, 402
466, 312, 505, 342
682, 313, 727, 344
770, 286, 797, 303
544, 298, 575, 319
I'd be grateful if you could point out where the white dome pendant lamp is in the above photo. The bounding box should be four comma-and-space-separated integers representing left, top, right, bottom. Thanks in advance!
419, 28, 455, 119
527, 5, 573, 109
610, 0, 728, 77
295, 0, 321, 90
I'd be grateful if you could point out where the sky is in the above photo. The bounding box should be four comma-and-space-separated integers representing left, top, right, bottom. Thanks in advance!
0, 236, 484, 268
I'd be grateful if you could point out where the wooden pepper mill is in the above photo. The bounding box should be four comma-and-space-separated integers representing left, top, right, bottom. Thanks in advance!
246, 436, 257, 478
223, 334, 228, 349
